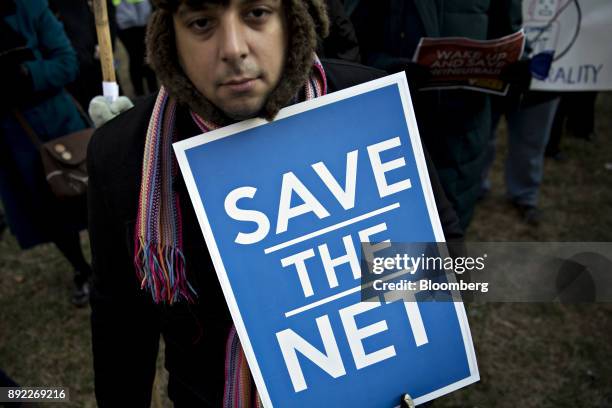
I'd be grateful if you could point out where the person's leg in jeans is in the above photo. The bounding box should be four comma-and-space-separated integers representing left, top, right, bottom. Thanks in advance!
504, 97, 560, 222
480, 96, 506, 196
546, 93, 568, 159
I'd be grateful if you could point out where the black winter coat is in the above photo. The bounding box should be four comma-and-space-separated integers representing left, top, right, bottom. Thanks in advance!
87, 59, 463, 407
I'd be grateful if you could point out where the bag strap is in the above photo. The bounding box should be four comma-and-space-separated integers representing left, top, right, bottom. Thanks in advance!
12, 90, 94, 148
12, 110, 43, 149
67, 93, 94, 128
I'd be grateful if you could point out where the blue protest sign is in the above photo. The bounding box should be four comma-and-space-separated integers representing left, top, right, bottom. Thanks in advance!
174, 73, 478, 407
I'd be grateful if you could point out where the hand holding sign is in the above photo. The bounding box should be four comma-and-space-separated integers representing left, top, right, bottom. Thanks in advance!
500, 59, 533, 91
412, 30, 526, 95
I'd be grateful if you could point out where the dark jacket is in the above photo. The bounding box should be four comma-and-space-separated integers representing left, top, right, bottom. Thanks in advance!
88, 59, 463, 407
353, 0, 523, 229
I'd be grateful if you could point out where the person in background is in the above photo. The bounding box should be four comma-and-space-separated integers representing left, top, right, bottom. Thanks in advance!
547, 91, 598, 160
482, 89, 560, 226
352, 0, 523, 230
0, 0, 91, 306
481, 34, 560, 226
115, 0, 157, 96
49, 0, 118, 110
319, 0, 361, 63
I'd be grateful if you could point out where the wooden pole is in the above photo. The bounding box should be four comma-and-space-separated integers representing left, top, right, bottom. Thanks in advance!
151, 370, 163, 408
92, 0, 119, 100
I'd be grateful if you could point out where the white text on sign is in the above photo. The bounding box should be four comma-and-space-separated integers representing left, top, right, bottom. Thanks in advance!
223, 136, 427, 394
223, 137, 412, 244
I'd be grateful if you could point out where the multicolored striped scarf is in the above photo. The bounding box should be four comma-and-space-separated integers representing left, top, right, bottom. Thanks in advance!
134, 55, 327, 405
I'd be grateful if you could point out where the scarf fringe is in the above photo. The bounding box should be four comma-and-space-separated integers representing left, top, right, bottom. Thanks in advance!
135, 87, 198, 305
134, 237, 196, 304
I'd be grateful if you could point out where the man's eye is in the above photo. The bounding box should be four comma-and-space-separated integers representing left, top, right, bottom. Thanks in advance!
246, 7, 271, 20
190, 17, 211, 31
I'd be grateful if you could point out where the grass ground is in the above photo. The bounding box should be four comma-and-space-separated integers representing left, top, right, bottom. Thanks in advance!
436, 93, 612, 407
1, 57, 610, 406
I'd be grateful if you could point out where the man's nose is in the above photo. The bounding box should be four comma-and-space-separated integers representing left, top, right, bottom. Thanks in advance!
219, 13, 248, 64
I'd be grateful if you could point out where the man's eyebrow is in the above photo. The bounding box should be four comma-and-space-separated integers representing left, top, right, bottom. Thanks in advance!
176, 0, 279, 17
239, 0, 281, 7
176, 1, 225, 17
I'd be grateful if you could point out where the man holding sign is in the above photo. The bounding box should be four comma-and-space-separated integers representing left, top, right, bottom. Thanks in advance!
88, 0, 465, 406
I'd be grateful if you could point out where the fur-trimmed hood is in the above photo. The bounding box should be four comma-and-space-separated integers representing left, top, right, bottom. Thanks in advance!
146, 0, 329, 125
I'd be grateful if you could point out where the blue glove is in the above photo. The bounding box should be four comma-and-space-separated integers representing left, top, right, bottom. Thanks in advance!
530, 50, 555, 81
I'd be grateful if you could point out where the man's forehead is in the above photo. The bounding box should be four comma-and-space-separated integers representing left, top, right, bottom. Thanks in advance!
179, 0, 228, 11
176, 0, 281, 13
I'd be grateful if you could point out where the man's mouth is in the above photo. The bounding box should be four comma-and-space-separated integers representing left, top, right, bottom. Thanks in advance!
221, 77, 259, 93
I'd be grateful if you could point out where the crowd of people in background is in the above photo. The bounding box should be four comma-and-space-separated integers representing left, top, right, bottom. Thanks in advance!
0, 0, 601, 301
